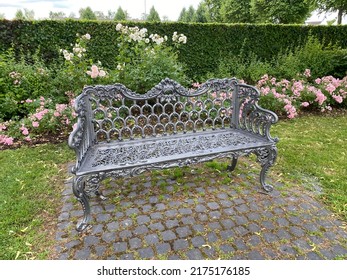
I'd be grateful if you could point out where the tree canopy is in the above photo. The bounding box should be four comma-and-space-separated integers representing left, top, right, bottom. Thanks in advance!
147, 6, 161, 21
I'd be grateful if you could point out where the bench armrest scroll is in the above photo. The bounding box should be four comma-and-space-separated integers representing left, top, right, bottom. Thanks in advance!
237, 84, 279, 142
68, 91, 94, 173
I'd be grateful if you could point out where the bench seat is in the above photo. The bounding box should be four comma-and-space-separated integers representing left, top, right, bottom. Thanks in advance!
77, 129, 271, 177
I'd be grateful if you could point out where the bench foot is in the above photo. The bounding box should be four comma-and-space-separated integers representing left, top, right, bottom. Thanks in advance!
256, 146, 277, 192
227, 156, 238, 172
72, 176, 91, 232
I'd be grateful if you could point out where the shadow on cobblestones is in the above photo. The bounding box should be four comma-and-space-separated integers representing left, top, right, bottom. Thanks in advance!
54, 159, 347, 260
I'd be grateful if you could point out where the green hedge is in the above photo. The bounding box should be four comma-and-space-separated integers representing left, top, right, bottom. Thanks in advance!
1, 20, 347, 80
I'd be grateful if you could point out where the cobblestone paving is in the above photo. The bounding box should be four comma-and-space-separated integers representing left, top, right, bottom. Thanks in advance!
54, 161, 347, 260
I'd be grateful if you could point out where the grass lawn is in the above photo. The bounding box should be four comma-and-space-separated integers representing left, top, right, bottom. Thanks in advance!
0, 113, 346, 259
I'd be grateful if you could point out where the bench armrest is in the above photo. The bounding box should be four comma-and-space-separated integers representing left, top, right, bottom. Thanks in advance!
237, 84, 279, 142
68, 91, 94, 174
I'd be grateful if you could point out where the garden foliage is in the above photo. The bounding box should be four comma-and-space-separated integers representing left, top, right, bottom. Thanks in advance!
1, 20, 347, 148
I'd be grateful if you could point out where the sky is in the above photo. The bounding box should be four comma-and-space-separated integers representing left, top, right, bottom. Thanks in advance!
0, 0, 202, 20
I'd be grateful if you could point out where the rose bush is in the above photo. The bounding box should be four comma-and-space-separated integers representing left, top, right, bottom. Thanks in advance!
258, 70, 347, 118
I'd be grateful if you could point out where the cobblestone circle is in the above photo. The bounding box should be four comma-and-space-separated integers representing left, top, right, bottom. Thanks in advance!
54, 161, 347, 260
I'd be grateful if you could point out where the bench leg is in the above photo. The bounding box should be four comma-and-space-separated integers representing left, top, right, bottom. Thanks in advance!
227, 156, 238, 172
86, 174, 107, 201
72, 176, 91, 232
256, 146, 277, 192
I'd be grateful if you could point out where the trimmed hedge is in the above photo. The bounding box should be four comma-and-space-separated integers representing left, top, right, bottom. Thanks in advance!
1, 20, 347, 80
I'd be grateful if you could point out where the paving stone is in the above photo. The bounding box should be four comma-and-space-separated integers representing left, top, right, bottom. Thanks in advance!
224, 208, 236, 215
248, 250, 265, 260
195, 204, 207, 212
319, 249, 335, 259
207, 202, 220, 210
236, 204, 249, 213
145, 233, 160, 245
193, 224, 205, 233
220, 230, 235, 240
234, 226, 249, 236
221, 219, 235, 229
182, 216, 196, 225
149, 196, 158, 204
126, 208, 140, 216
165, 209, 178, 218
149, 222, 165, 232
166, 219, 179, 229
288, 216, 302, 225
276, 229, 291, 240
173, 239, 189, 251
95, 245, 106, 257
138, 247, 155, 259
168, 254, 181, 260
84, 235, 99, 246
263, 232, 278, 243
114, 242, 127, 254
142, 204, 152, 213
176, 226, 192, 238
74, 248, 91, 260
233, 198, 245, 205
66, 240, 81, 249
247, 223, 261, 233
290, 226, 305, 238
150, 212, 163, 220
156, 203, 166, 211
293, 239, 313, 250
120, 219, 133, 228
261, 220, 275, 230
156, 243, 171, 255
248, 235, 261, 247
331, 245, 347, 256
306, 251, 323, 260
234, 239, 248, 251
191, 236, 205, 248
89, 224, 103, 235
207, 232, 218, 243
198, 213, 208, 222
179, 208, 193, 215
279, 245, 297, 256
58, 212, 69, 221
119, 230, 132, 240
247, 212, 261, 221
101, 232, 116, 243
276, 217, 290, 227
209, 211, 222, 219
129, 237, 142, 250
202, 247, 217, 259
220, 244, 234, 254
107, 221, 119, 231
303, 223, 319, 232
161, 230, 177, 241
208, 221, 222, 230
133, 225, 149, 236
234, 216, 248, 226
220, 200, 233, 208
186, 249, 204, 260
137, 215, 150, 225
120, 253, 135, 260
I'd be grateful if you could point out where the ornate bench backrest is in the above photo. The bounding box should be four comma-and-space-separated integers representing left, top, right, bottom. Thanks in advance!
78, 78, 251, 144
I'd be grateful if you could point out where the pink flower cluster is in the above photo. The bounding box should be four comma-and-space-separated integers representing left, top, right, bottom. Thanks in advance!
86, 65, 107, 79
1, 92, 77, 147
257, 70, 347, 118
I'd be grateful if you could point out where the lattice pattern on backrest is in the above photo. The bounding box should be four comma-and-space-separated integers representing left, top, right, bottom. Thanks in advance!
85, 78, 238, 143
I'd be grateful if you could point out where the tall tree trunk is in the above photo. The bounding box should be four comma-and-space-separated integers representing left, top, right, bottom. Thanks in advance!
337, 9, 343, 25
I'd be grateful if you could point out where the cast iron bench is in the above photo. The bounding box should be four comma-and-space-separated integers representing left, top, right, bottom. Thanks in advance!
68, 78, 278, 232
